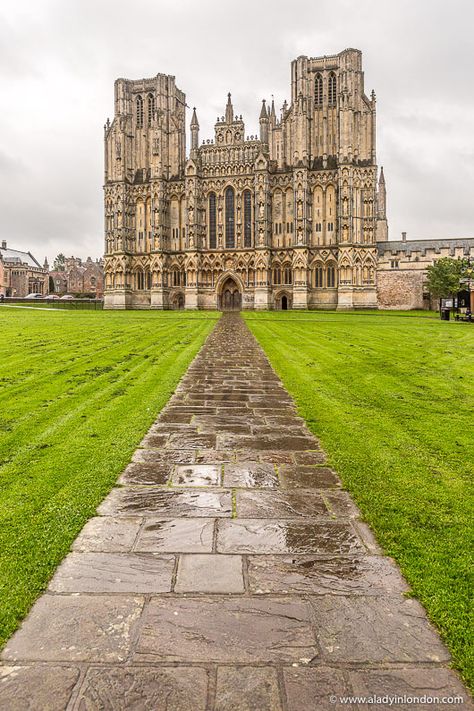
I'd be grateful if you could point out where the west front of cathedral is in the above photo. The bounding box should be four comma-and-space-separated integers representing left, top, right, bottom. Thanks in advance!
103, 48, 389, 310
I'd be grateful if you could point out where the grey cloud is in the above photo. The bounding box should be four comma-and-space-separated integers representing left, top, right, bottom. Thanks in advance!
0, 0, 473, 260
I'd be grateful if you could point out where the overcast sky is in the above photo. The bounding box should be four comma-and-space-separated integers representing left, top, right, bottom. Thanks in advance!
1, 0, 473, 263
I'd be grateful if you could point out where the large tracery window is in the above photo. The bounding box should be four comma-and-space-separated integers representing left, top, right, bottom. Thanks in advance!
243, 190, 252, 247
136, 95, 144, 127
225, 187, 235, 248
328, 73, 337, 106
315, 73, 323, 106
147, 93, 155, 124
209, 193, 217, 249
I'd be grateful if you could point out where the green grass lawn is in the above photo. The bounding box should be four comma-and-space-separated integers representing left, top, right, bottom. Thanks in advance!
245, 311, 474, 688
0, 308, 218, 648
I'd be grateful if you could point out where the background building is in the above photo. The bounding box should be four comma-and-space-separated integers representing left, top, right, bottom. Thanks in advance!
0, 241, 48, 297
103, 49, 388, 310
48, 256, 104, 297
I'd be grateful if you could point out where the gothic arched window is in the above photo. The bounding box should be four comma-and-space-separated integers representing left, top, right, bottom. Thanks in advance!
147, 94, 155, 124
328, 73, 337, 106
243, 190, 252, 247
283, 265, 293, 285
315, 74, 323, 106
327, 263, 336, 287
225, 187, 235, 248
209, 193, 217, 249
314, 264, 323, 288
136, 95, 144, 127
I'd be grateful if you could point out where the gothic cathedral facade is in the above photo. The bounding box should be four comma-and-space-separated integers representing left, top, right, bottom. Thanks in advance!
103, 48, 388, 310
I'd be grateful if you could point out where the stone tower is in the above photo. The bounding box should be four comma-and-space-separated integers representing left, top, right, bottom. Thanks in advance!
103, 49, 386, 310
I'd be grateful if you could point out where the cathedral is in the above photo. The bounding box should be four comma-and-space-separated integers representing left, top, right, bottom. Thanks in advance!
103, 48, 388, 310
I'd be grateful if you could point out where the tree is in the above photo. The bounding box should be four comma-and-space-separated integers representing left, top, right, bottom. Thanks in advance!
425, 258, 467, 314
53, 253, 66, 272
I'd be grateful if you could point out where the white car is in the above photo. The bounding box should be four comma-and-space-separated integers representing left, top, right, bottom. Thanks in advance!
24, 293, 44, 300
44, 294, 60, 300
60, 294, 75, 300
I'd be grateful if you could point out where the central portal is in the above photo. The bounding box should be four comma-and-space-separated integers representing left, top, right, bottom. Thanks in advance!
218, 276, 242, 311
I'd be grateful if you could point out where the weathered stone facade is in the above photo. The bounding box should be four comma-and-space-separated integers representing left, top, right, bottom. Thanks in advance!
0, 241, 48, 297
103, 49, 388, 310
377, 237, 474, 310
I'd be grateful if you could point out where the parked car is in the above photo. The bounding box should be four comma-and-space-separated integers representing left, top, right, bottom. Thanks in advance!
60, 294, 75, 300
24, 293, 44, 300
44, 294, 60, 300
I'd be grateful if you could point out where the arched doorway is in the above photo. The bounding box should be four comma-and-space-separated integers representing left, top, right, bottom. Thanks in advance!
218, 276, 241, 311
281, 295, 288, 310
172, 292, 185, 310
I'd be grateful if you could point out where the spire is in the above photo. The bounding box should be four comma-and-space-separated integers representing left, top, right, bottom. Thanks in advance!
259, 99, 268, 120
190, 107, 199, 128
225, 92, 234, 123
270, 96, 276, 123
379, 165, 385, 185
190, 107, 199, 151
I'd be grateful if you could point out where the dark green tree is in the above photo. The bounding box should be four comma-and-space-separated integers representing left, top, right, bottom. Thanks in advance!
53, 253, 66, 272
425, 258, 467, 314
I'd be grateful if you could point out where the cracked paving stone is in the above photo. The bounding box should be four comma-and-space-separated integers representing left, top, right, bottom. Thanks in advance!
2, 595, 143, 663
283, 667, 350, 711
134, 518, 215, 553
48, 552, 175, 593
215, 667, 283, 711
311, 595, 451, 663
133, 597, 318, 663
97, 488, 232, 517
171, 464, 221, 486
175, 554, 245, 593
76, 666, 209, 711
236, 490, 329, 517
223, 462, 279, 488
247, 555, 409, 595
347, 668, 473, 710
279, 465, 341, 489
217, 519, 364, 554
0, 665, 80, 711
72, 516, 141, 552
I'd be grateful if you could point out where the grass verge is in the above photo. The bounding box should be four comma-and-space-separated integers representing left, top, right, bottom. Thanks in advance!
244, 310, 473, 688
0, 308, 218, 647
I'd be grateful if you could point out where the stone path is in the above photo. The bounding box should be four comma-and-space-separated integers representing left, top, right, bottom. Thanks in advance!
1, 314, 471, 710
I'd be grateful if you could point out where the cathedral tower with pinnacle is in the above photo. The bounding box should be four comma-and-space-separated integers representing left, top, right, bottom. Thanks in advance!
103, 48, 388, 310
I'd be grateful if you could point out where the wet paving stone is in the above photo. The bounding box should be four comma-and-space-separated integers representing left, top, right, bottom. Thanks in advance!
310, 595, 451, 663
175, 554, 245, 593
283, 667, 350, 711
218, 434, 316, 451
133, 597, 318, 663
217, 519, 364, 555
98, 488, 232, 517
165, 432, 217, 449
195, 449, 234, 463
237, 450, 295, 464
347, 668, 473, 711
293, 450, 326, 465
279, 465, 341, 489
0, 665, 81, 711
76, 666, 209, 711
134, 518, 215, 553
172, 464, 221, 486
139, 432, 171, 448
119, 461, 172, 485
324, 491, 361, 518
223, 462, 279, 488
72, 516, 141, 552
247, 555, 409, 595
237, 490, 329, 518
132, 448, 195, 465
48, 552, 175, 593
215, 667, 283, 711
3, 595, 143, 662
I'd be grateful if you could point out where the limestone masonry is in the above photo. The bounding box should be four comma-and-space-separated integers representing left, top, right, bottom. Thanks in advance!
102, 49, 473, 310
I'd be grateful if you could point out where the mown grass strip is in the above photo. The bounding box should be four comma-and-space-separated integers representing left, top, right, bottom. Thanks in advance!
0, 308, 219, 647
245, 310, 474, 689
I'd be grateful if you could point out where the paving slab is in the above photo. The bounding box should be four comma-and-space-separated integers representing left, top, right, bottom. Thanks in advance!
2, 312, 469, 709
75, 666, 209, 711
133, 597, 318, 663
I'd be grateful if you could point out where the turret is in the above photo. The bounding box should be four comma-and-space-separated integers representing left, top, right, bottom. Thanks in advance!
377, 166, 386, 219
225, 93, 234, 123
259, 99, 269, 144
190, 107, 199, 151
